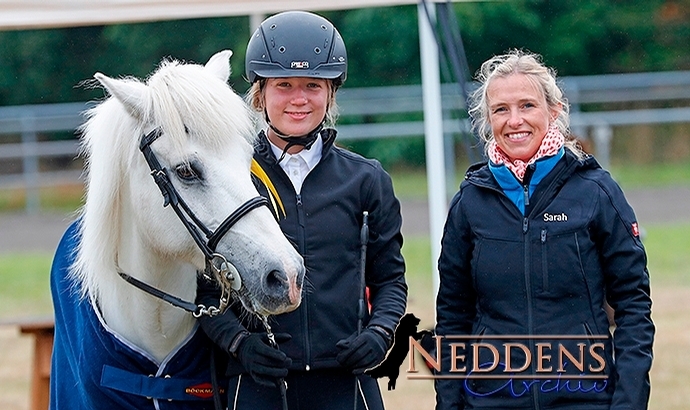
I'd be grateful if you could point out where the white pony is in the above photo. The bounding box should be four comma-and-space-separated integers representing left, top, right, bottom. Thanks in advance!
50, 51, 304, 409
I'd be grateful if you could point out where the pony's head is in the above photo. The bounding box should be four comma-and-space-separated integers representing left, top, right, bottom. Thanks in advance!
74, 50, 304, 318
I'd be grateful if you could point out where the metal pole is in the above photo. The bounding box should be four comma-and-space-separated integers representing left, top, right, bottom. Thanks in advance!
249, 13, 264, 33
593, 123, 613, 169
21, 115, 40, 214
418, 2, 446, 300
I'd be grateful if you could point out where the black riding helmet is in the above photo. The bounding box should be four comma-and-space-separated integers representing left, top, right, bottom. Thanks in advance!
245, 11, 347, 87
246, 11, 347, 159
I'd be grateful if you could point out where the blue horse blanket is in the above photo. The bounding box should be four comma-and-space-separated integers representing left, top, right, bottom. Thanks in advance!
50, 221, 226, 409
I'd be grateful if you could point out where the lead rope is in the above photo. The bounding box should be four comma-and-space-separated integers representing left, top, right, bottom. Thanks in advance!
260, 315, 289, 410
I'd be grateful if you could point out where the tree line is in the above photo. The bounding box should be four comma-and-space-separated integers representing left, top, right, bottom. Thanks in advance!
0, 1, 687, 166
1, 1, 687, 106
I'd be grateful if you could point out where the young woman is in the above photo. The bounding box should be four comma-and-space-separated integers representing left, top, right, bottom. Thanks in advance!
434, 50, 654, 409
197, 11, 407, 409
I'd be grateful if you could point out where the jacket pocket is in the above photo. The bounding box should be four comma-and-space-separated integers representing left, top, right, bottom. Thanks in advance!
541, 228, 549, 293
539, 228, 592, 297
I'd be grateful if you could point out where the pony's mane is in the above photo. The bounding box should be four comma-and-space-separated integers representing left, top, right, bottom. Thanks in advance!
147, 58, 256, 152
72, 57, 256, 301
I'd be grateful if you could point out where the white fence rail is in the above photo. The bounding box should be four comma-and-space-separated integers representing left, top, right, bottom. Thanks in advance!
2, 71, 690, 212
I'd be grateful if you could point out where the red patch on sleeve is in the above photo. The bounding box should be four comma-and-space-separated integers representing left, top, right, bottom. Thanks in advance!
631, 222, 640, 237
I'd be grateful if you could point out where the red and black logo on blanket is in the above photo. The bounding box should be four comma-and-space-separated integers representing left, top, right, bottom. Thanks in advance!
185, 383, 225, 399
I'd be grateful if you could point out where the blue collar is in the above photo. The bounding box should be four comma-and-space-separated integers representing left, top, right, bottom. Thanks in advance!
489, 147, 565, 215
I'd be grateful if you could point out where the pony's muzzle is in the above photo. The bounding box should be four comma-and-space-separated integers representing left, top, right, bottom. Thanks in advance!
263, 269, 302, 310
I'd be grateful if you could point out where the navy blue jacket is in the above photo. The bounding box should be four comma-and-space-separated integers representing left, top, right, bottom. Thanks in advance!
197, 129, 407, 372
435, 151, 654, 409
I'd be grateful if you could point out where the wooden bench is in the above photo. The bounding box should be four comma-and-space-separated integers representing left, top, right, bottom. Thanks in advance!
14, 317, 54, 410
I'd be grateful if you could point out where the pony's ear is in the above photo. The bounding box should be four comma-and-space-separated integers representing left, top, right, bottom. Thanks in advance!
204, 50, 233, 84
94, 72, 149, 119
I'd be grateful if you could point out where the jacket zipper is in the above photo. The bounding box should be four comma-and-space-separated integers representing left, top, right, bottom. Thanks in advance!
295, 193, 311, 370
272, 158, 311, 370
522, 165, 542, 409
523, 217, 541, 410
522, 164, 535, 212
523, 184, 530, 208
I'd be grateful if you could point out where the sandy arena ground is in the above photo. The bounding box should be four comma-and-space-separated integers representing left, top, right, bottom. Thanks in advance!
2, 285, 688, 410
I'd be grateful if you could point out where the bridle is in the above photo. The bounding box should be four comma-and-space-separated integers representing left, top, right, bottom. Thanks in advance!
118, 127, 269, 317
121, 127, 290, 410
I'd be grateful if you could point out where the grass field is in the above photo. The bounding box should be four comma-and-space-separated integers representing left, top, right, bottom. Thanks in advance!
388, 161, 690, 200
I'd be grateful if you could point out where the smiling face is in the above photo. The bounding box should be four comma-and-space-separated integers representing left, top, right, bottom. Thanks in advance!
487, 73, 560, 162
263, 77, 330, 146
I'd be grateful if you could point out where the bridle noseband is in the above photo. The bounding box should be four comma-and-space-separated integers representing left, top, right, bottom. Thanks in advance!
118, 127, 269, 317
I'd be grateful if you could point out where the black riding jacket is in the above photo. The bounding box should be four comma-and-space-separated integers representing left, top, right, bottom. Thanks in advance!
198, 129, 407, 372
435, 151, 654, 410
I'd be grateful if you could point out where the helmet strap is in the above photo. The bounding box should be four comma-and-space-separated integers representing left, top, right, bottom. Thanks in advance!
265, 111, 325, 163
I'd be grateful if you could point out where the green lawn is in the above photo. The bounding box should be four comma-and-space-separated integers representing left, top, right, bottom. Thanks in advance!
608, 161, 690, 189
1, 223, 688, 322
644, 224, 690, 286
389, 161, 690, 200
0, 253, 53, 320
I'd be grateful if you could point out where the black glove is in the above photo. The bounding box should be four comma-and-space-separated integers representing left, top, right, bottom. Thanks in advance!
336, 328, 389, 374
235, 332, 292, 387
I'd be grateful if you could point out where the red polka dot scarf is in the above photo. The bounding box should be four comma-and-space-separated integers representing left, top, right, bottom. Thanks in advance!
487, 124, 565, 182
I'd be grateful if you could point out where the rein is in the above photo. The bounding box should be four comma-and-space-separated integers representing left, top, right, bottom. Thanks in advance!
259, 315, 289, 410
118, 127, 269, 317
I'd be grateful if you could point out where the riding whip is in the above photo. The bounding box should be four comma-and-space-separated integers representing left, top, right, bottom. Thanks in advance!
354, 211, 369, 410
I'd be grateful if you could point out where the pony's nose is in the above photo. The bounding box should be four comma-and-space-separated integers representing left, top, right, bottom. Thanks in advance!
295, 270, 304, 288
264, 269, 289, 296
263, 268, 302, 308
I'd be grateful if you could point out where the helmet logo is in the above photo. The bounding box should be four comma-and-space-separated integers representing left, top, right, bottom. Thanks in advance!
291, 61, 310, 69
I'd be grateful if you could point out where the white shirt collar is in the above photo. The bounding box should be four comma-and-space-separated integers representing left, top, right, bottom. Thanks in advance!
268, 132, 323, 171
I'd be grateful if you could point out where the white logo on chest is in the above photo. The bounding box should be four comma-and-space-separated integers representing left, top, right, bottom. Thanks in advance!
543, 212, 568, 222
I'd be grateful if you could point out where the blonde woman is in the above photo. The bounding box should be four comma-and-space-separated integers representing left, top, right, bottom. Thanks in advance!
435, 50, 654, 409
197, 11, 407, 409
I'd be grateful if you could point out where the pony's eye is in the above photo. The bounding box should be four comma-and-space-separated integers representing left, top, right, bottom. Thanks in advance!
174, 163, 202, 182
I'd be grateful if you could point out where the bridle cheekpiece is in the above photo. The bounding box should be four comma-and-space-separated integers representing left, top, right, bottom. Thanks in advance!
118, 127, 269, 317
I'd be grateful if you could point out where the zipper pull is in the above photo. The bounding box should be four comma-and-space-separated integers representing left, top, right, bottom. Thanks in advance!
522, 217, 529, 233
296, 194, 302, 207
522, 164, 535, 208
541, 229, 547, 243
523, 185, 530, 207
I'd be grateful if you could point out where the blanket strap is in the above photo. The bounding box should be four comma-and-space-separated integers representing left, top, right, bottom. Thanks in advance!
100, 365, 226, 401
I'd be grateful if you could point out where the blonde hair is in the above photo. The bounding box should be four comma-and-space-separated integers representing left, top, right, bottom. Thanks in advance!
468, 49, 584, 158
245, 79, 340, 128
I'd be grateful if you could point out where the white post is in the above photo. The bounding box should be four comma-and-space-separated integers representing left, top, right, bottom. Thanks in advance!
249, 13, 264, 33
418, 3, 447, 301
593, 123, 613, 169
21, 115, 40, 214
